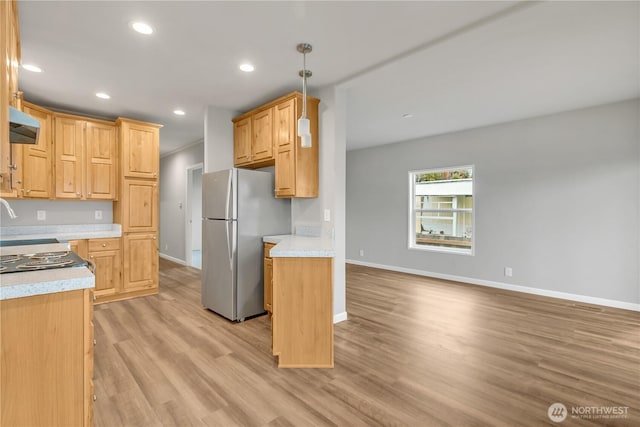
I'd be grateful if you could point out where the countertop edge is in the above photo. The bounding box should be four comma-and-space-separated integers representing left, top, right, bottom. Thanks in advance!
263, 234, 336, 258
0, 271, 95, 301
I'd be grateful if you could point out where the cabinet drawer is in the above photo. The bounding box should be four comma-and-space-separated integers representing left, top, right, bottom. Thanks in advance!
264, 242, 276, 258
88, 238, 120, 252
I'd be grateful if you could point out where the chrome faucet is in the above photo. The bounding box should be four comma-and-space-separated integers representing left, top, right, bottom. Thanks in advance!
0, 198, 17, 219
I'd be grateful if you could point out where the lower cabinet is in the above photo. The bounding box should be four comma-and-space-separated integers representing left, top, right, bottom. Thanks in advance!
263, 243, 275, 313
267, 247, 334, 368
122, 232, 158, 295
88, 238, 121, 299
0, 288, 94, 426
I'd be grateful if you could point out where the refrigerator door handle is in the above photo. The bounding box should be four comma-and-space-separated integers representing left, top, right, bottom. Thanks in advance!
225, 171, 232, 220
226, 220, 233, 271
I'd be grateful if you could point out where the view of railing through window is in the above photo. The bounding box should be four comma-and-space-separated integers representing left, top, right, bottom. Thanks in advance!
410, 166, 473, 254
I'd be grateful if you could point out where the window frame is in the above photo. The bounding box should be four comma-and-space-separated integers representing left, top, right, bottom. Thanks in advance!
408, 165, 475, 256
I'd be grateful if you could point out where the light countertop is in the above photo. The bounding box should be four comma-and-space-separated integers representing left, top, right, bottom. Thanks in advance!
263, 234, 335, 258
0, 240, 96, 300
0, 223, 122, 241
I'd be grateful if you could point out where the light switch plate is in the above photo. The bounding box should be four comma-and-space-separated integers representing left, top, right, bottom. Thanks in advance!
94, 210, 103, 220
324, 209, 331, 222
36, 210, 46, 221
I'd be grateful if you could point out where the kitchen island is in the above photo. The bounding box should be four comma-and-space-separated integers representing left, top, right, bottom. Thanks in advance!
0, 242, 95, 427
263, 234, 335, 368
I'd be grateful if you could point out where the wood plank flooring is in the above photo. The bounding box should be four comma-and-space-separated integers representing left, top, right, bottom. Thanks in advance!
94, 260, 640, 426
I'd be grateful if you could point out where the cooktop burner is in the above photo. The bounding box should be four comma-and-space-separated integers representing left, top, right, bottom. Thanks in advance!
0, 251, 88, 274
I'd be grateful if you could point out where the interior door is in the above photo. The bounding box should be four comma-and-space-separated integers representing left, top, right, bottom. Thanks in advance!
202, 219, 237, 320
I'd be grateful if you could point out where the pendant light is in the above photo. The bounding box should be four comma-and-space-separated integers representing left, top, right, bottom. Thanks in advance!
297, 43, 312, 148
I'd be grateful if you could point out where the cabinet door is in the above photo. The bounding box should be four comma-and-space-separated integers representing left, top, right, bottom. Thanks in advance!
122, 233, 158, 292
274, 99, 296, 150
275, 148, 295, 197
121, 178, 158, 232
233, 117, 252, 166
252, 108, 273, 161
21, 104, 52, 198
55, 116, 85, 199
86, 121, 116, 200
264, 256, 273, 313
89, 248, 121, 298
120, 120, 159, 179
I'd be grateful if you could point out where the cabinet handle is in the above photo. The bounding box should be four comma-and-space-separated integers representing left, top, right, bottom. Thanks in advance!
93, 339, 97, 346
93, 395, 97, 402
153, 172, 157, 176
93, 294, 97, 302
153, 236, 157, 240
16, 180, 21, 184
25, 189, 30, 194
8, 163, 17, 170
88, 192, 92, 197
76, 192, 82, 197
101, 243, 107, 247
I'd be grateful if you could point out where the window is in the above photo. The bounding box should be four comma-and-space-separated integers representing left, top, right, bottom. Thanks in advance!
409, 166, 474, 255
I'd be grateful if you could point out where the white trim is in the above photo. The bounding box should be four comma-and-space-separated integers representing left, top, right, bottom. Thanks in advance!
333, 312, 348, 324
346, 259, 640, 312
159, 252, 188, 266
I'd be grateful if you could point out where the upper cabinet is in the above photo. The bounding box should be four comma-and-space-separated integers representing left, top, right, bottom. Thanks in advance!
232, 92, 319, 198
117, 118, 160, 179
54, 113, 117, 200
1, 0, 21, 191
21, 102, 53, 198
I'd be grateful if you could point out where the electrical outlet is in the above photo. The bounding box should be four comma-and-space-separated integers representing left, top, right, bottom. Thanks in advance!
36, 210, 46, 221
324, 209, 331, 222
164, 244, 168, 250
359, 249, 364, 257
94, 210, 103, 220
504, 267, 513, 277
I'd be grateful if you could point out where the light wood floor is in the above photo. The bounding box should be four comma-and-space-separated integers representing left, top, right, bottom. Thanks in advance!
94, 260, 640, 426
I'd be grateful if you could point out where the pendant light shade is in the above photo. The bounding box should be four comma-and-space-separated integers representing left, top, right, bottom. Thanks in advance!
297, 43, 312, 148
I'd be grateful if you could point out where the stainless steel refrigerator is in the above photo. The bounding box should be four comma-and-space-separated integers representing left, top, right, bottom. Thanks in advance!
201, 168, 290, 321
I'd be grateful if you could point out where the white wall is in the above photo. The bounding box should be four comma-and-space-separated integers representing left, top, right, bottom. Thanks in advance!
159, 141, 204, 262
346, 99, 640, 308
0, 200, 112, 226
204, 106, 236, 173
292, 86, 347, 321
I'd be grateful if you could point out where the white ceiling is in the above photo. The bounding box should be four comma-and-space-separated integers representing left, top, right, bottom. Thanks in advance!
17, 1, 639, 154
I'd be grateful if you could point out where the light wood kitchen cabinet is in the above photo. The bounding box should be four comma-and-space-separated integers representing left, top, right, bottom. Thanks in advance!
70, 238, 122, 302
232, 92, 319, 198
271, 256, 333, 368
55, 113, 117, 200
273, 93, 319, 198
263, 242, 275, 313
233, 116, 252, 166
117, 118, 161, 179
252, 107, 274, 162
0, 0, 20, 189
88, 238, 122, 300
1, 288, 94, 426
20, 102, 53, 198
119, 178, 158, 232
122, 232, 158, 293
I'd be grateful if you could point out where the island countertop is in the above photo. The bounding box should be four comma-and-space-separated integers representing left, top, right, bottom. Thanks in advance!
0, 241, 95, 301
263, 234, 335, 258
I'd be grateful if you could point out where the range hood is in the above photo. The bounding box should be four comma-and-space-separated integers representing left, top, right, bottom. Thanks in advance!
9, 106, 40, 144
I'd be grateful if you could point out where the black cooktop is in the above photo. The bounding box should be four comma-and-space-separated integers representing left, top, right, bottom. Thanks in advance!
0, 251, 88, 274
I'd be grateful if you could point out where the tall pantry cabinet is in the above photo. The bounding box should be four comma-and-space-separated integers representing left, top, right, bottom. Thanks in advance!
111, 118, 161, 303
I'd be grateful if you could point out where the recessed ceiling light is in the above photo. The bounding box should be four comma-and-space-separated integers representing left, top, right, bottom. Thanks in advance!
131, 21, 153, 35
173, 109, 185, 116
96, 92, 111, 100
239, 63, 255, 72
402, 113, 414, 119
22, 64, 42, 73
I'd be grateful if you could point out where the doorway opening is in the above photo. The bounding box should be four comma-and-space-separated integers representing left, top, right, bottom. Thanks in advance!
185, 163, 203, 269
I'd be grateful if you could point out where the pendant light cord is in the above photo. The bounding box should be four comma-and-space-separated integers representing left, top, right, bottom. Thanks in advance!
302, 51, 307, 119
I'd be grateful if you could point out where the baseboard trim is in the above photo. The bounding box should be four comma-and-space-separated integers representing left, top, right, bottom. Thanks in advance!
333, 312, 348, 324
159, 253, 188, 266
346, 259, 640, 312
